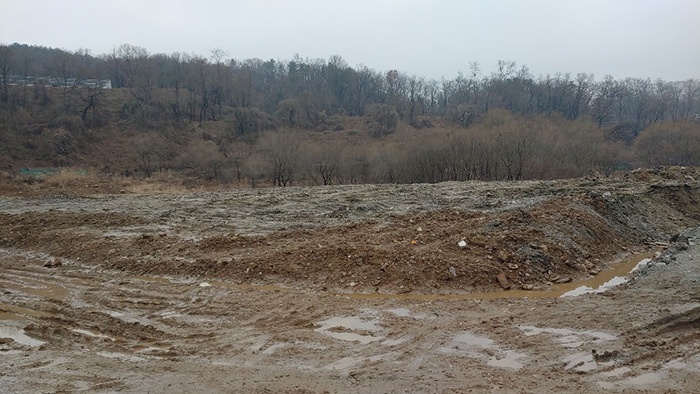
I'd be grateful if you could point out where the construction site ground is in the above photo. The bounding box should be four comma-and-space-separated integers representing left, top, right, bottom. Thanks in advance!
1, 167, 699, 393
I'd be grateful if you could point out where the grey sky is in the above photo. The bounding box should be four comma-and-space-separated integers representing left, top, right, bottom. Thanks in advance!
1, 0, 698, 81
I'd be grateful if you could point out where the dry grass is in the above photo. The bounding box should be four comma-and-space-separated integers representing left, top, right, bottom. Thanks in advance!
43, 168, 91, 188
120, 172, 253, 195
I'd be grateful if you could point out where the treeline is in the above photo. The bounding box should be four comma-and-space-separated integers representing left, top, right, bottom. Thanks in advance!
2, 43, 699, 135
1, 43, 700, 186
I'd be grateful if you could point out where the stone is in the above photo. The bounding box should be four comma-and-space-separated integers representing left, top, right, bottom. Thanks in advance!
496, 272, 511, 289
43, 258, 63, 268
497, 250, 510, 262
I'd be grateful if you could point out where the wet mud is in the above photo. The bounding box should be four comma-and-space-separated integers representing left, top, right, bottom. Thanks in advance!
1, 167, 700, 392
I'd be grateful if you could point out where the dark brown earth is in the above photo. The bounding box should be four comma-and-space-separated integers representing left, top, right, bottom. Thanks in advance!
1, 167, 699, 393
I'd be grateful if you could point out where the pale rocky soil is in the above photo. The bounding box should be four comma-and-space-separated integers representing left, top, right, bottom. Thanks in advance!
1, 167, 699, 393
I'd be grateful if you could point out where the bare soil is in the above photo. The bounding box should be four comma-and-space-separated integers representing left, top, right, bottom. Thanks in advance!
1, 167, 700, 393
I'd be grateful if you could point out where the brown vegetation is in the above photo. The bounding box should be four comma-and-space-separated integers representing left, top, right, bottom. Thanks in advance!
1, 44, 699, 186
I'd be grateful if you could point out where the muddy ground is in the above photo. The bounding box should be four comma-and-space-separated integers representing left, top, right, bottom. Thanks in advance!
1, 167, 699, 393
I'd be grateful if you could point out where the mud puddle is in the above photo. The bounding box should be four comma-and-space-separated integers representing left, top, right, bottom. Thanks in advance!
128, 251, 657, 302
346, 251, 658, 301
0, 302, 56, 319
440, 332, 528, 370
71, 329, 116, 341
0, 325, 45, 347
597, 355, 700, 389
0, 275, 71, 300
560, 255, 654, 297
314, 315, 384, 344
519, 325, 617, 348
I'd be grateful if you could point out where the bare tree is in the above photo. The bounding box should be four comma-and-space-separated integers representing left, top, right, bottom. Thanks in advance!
304, 141, 343, 185
368, 103, 399, 136
133, 133, 166, 177
259, 131, 301, 186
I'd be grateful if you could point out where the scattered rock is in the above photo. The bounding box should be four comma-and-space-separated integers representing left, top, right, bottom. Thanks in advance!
458, 240, 467, 249
669, 232, 690, 251
522, 284, 534, 290
43, 258, 62, 268
508, 263, 519, 270
592, 349, 620, 362
555, 277, 572, 284
496, 272, 511, 290
497, 250, 511, 262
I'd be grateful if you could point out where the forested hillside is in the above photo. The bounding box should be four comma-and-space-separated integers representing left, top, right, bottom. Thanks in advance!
1, 43, 699, 186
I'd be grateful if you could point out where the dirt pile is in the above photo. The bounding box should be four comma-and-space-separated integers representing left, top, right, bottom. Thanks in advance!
1, 167, 700, 293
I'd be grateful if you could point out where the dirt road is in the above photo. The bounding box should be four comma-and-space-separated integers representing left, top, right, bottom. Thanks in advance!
1, 168, 699, 393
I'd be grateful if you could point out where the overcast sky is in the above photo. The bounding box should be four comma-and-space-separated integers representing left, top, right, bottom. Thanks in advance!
1, 0, 698, 81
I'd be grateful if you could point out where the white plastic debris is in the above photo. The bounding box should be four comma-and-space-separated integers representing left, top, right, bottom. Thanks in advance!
458, 240, 467, 249
199, 282, 212, 287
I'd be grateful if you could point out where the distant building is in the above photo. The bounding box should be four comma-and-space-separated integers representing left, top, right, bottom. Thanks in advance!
0, 74, 112, 89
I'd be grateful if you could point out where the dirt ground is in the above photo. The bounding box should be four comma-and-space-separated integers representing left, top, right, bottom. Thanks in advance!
1, 167, 699, 393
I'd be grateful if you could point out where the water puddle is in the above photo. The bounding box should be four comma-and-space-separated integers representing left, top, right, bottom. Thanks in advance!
0, 277, 70, 300
159, 311, 182, 319
346, 252, 657, 301
561, 258, 652, 297
596, 356, 699, 388
381, 335, 412, 347
71, 329, 116, 341
314, 316, 384, 344
440, 332, 527, 370
260, 342, 290, 355
386, 308, 412, 317
0, 326, 45, 347
106, 310, 158, 327
451, 332, 496, 348
487, 350, 528, 369
519, 325, 617, 348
